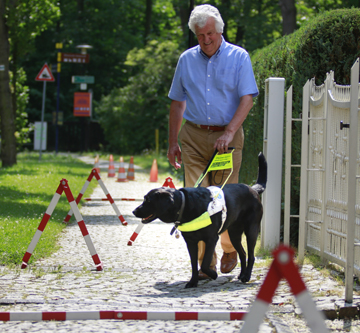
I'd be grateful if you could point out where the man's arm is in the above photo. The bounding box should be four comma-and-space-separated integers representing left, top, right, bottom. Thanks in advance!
214, 94, 253, 153
168, 99, 186, 169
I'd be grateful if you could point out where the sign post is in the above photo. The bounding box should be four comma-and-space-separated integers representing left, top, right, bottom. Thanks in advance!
55, 43, 63, 154
35, 63, 55, 161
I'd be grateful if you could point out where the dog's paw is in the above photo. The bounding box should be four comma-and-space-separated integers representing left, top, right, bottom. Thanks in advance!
238, 273, 250, 283
185, 281, 198, 288
201, 268, 217, 280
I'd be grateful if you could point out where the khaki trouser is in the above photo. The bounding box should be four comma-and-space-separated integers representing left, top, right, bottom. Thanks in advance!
179, 121, 244, 268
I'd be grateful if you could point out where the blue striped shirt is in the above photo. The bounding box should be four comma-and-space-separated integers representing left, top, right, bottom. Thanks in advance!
168, 37, 259, 126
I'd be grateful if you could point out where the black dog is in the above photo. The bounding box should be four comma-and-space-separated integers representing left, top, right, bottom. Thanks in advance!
133, 152, 267, 288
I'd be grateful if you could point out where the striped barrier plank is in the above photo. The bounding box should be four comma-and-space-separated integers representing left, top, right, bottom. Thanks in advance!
0, 310, 247, 322
84, 198, 142, 201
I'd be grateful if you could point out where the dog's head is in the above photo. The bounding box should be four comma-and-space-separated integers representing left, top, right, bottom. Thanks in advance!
133, 187, 178, 223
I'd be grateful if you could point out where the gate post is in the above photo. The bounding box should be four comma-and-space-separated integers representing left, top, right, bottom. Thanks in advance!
298, 80, 311, 263
261, 77, 285, 250
345, 58, 359, 303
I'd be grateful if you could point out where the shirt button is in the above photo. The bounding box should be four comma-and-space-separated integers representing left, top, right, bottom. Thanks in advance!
208, 75, 210, 77
207, 89, 210, 91
207, 103, 210, 105
209, 61, 212, 63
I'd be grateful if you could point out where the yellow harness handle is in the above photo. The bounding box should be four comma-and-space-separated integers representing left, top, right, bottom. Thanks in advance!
194, 149, 234, 199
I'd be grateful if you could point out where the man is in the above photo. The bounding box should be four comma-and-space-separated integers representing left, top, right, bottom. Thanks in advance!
167, 4, 259, 279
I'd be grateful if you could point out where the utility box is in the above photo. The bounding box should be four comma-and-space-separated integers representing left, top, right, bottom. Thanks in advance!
34, 121, 47, 151
261, 77, 285, 250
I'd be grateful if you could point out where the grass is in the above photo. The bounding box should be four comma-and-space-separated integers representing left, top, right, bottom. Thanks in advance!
0, 150, 182, 267
0, 152, 99, 266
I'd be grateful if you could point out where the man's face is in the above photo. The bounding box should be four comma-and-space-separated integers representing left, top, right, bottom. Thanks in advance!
195, 17, 222, 58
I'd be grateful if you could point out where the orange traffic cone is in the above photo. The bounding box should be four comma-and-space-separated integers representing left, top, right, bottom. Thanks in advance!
127, 156, 135, 181
108, 154, 116, 177
116, 156, 128, 182
94, 155, 100, 174
149, 159, 158, 182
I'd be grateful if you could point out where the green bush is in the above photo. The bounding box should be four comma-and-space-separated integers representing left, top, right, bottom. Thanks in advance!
97, 40, 181, 154
242, 8, 360, 244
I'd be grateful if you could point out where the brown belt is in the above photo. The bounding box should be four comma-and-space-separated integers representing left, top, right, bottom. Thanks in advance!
186, 120, 226, 132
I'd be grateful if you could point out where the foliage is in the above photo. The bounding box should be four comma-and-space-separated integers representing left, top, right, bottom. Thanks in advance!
244, 8, 360, 245
97, 40, 181, 154
7, 0, 60, 60
0, 153, 97, 265
9, 68, 32, 150
21, 0, 184, 128
11, 0, 354, 153
1, 0, 60, 165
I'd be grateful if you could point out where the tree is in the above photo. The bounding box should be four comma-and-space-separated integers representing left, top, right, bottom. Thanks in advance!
97, 40, 181, 154
0, 0, 16, 167
279, 0, 297, 35
144, 0, 153, 43
0, 0, 59, 167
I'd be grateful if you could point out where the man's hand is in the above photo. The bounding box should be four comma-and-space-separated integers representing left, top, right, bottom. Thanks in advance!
167, 144, 182, 169
214, 130, 234, 154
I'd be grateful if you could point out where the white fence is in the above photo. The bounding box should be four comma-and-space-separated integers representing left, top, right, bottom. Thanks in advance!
284, 58, 360, 303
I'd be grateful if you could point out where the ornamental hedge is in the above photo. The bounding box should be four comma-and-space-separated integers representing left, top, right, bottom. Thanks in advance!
242, 8, 360, 244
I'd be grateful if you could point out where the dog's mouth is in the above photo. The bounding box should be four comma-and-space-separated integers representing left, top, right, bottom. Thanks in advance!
141, 214, 157, 223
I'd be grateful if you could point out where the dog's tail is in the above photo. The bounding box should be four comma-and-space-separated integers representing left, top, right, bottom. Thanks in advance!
251, 152, 267, 194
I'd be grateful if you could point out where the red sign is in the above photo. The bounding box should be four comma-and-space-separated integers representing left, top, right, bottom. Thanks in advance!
35, 63, 55, 82
73, 92, 92, 117
61, 53, 89, 63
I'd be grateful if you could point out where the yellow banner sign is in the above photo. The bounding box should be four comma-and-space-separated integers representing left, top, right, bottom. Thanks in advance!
208, 152, 233, 171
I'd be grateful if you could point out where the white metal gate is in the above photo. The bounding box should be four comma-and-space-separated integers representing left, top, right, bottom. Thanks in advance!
284, 58, 360, 303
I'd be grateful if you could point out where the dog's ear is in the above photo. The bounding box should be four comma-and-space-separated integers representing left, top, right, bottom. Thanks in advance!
156, 188, 175, 204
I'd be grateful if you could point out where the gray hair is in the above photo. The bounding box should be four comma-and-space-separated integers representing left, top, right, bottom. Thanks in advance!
188, 4, 224, 34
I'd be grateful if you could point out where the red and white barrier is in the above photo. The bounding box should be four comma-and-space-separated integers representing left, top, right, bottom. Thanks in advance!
127, 222, 145, 246
84, 197, 142, 201
21, 179, 103, 271
63, 169, 128, 226
0, 310, 246, 322
127, 177, 176, 246
240, 245, 328, 333
162, 176, 176, 189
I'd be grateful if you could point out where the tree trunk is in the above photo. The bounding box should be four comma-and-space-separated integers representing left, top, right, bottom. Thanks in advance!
0, 0, 17, 167
279, 0, 296, 35
144, 0, 152, 44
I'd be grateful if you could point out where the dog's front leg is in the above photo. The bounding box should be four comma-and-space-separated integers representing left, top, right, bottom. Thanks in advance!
184, 241, 199, 288
200, 239, 218, 280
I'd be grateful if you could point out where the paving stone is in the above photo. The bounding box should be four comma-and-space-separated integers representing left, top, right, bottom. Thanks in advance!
0, 156, 359, 332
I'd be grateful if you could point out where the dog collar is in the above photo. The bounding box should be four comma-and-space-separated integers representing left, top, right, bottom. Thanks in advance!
177, 211, 212, 232
176, 191, 185, 222
170, 191, 185, 236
